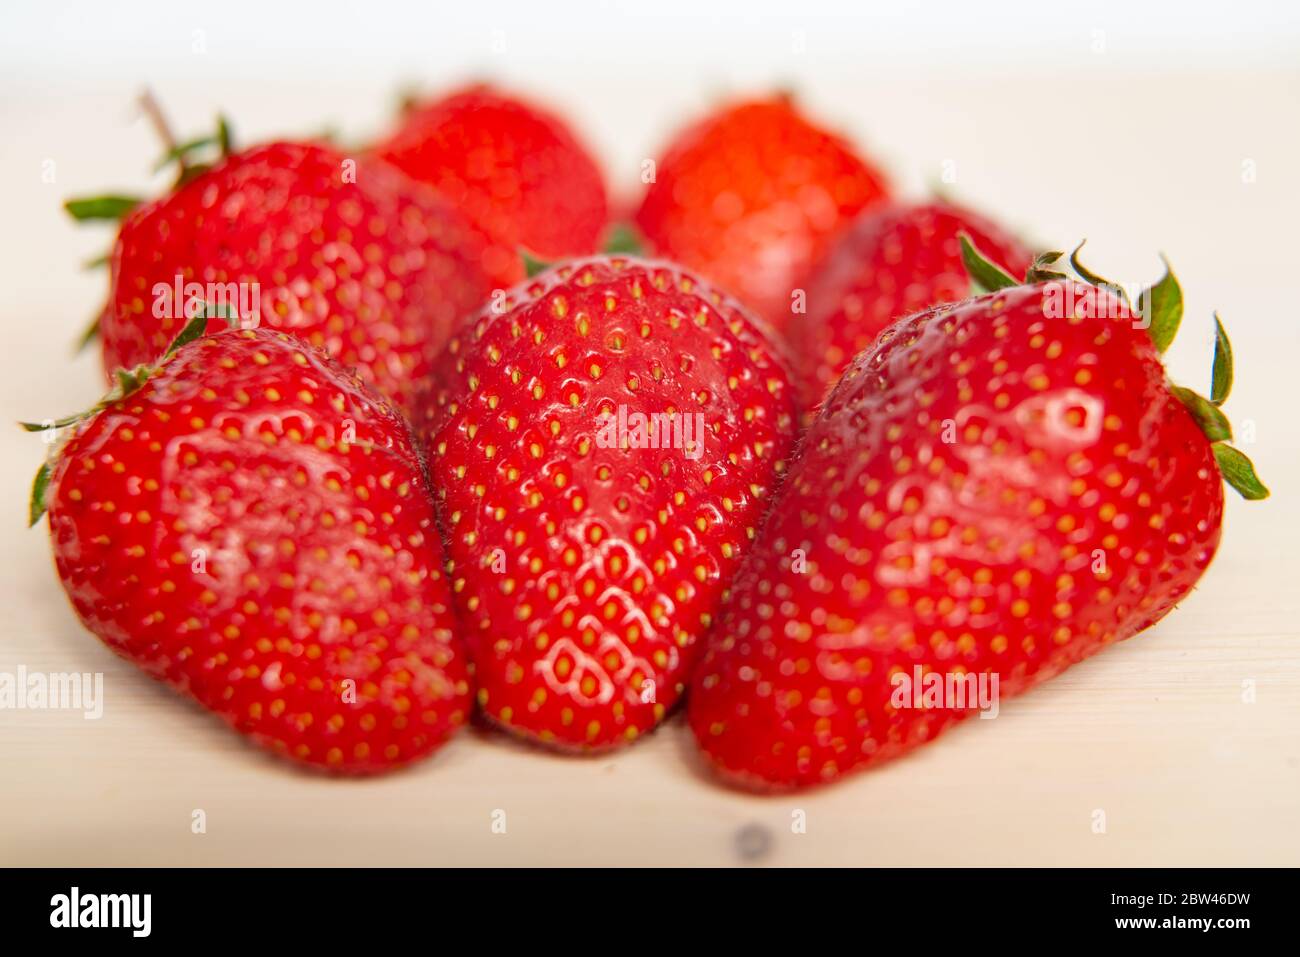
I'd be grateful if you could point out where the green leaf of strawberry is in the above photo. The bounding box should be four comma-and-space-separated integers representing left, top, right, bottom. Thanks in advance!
73, 310, 104, 354
959, 233, 1019, 292
521, 249, 554, 278
152, 131, 222, 173
1141, 256, 1183, 354
1069, 240, 1131, 307
1212, 313, 1233, 405
1213, 444, 1269, 500
28, 463, 50, 528
63, 195, 142, 222
1024, 250, 1067, 284
163, 304, 230, 358
1065, 249, 1263, 500
1171, 386, 1232, 442
601, 222, 644, 256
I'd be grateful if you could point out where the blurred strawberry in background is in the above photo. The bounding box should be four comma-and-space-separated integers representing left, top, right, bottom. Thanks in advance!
374, 84, 610, 286
74, 133, 493, 419
788, 200, 1033, 406
634, 94, 890, 327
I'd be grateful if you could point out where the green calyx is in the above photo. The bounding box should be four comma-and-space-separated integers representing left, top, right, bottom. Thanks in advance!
518, 225, 646, 280
21, 362, 158, 527
64, 110, 234, 225
28, 463, 51, 528
521, 249, 555, 279
602, 222, 645, 256
1211, 314, 1232, 405
63, 195, 143, 223
64, 106, 233, 222
22, 308, 234, 526
138, 88, 233, 187
151, 114, 234, 186
1023, 250, 1068, 284
63, 100, 236, 350
74, 310, 103, 355
959, 233, 1269, 501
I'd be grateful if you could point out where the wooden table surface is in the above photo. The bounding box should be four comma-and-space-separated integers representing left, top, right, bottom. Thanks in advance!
2, 66, 1297, 867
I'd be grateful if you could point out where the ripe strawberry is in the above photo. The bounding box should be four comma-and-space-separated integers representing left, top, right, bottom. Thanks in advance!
415, 256, 799, 749
634, 95, 890, 327
71, 130, 493, 418
28, 322, 472, 773
689, 246, 1267, 790
373, 84, 610, 286
789, 200, 1033, 406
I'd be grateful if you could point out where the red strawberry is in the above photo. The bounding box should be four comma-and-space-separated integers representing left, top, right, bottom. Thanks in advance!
374, 84, 610, 286
71, 132, 492, 418
29, 323, 472, 773
634, 95, 890, 327
689, 247, 1267, 790
789, 200, 1033, 406
415, 256, 799, 749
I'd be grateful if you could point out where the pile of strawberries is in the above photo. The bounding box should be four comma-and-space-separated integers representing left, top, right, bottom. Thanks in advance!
28, 86, 1267, 790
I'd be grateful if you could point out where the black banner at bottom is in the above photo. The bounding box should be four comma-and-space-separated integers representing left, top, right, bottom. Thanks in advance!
0, 867, 1284, 942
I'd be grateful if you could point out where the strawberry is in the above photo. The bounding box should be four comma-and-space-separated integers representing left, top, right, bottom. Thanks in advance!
633, 94, 890, 328
789, 200, 1033, 406
414, 256, 799, 749
689, 244, 1267, 790
69, 124, 493, 418
373, 84, 610, 287
27, 321, 472, 773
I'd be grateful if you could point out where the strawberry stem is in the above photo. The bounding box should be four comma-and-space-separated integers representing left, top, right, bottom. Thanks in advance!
139, 89, 183, 174
139, 91, 234, 186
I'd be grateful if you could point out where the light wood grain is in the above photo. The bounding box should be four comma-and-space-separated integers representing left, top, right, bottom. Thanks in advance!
2, 68, 1297, 867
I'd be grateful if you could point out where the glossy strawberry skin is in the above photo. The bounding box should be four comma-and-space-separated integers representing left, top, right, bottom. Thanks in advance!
789, 201, 1033, 406
46, 329, 472, 773
634, 96, 890, 328
374, 85, 610, 287
416, 257, 799, 749
102, 141, 493, 417
690, 283, 1224, 790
